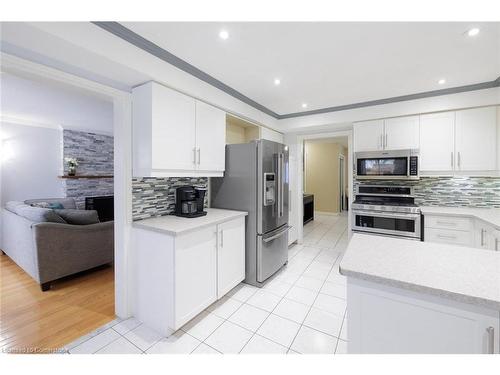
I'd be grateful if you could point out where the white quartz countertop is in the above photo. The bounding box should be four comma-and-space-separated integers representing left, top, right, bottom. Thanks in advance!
340, 234, 500, 310
420, 206, 500, 230
132, 208, 248, 236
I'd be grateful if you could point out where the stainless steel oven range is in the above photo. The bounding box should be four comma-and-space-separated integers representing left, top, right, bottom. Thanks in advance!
352, 185, 421, 240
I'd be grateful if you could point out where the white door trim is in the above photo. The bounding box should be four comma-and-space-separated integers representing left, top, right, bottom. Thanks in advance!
295, 130, 353, 244
1, 52, 133, 319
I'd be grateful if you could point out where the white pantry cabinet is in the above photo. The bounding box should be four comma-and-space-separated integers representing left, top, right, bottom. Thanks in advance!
348, 278, 500, 354
419, 111, 455, 171
132, 81, 226, 177
353, 116, 419, 152
216, 217, 246, 298
133, 215, 246, 336
455, 107, 497, 171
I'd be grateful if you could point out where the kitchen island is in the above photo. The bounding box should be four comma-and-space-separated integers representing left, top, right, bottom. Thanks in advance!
340, 234, 500, 354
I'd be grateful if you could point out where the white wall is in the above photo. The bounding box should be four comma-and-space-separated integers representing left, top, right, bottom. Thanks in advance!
0, 72, 114, 134
1, 122, 64, 203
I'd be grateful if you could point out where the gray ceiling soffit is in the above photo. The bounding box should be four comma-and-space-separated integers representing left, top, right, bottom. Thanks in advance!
92, 21, 280, 119
279, 78, 500, 119
93, 22, 500, 120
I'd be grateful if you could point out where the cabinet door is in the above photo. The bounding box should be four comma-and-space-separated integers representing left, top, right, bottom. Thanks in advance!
261, 127, 284, 144
348, 279, 500, 354
353, 120, 384, 152
175, 226, 217, 329
150, 82, 196, 171
217, 217, 245, 298
419, 112, 456, 171
195, 101, 226, 172
384, 115, 420, 150
455, 107, 497, 171
493, 230, 500, 252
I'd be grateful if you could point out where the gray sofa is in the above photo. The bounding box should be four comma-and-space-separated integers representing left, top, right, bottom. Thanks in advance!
1, 198, 114, 291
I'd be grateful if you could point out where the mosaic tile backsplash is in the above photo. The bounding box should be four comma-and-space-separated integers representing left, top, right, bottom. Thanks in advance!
132, 177, 208, 220
354, 177, 500, 208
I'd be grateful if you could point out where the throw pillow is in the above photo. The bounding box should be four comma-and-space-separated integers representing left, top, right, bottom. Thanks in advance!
14, 204, 67, 224
54, 209, 100, 225
29, 201, 64, 209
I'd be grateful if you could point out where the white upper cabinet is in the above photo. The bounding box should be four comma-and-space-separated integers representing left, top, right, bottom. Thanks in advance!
195, 101, 226, 172
384, 116, 420, 150
353, 120, 384, 152
261, 127, 284, 144
420, 112, 455, 171
455, 107, 497, 171
132, 81, 226, 177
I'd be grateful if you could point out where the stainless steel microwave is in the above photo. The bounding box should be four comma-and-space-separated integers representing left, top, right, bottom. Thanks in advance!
354, 149, 419, 180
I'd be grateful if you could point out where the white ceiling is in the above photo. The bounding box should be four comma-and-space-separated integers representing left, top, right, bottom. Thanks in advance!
123, 22, 500, 115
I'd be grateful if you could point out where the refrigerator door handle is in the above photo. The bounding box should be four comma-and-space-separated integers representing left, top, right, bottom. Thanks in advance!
278, 153, 284, 218
263, 225, 290, 243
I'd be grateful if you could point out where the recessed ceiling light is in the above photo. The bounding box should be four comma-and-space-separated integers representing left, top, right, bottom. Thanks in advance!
467, 28, 480, 37
301, 103, 308, 109
438, 79, 446, 85
274, 78, 281, 86
219, 30, 229, 40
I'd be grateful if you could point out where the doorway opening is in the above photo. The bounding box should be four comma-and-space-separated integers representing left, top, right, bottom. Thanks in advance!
0, 57, 130, 353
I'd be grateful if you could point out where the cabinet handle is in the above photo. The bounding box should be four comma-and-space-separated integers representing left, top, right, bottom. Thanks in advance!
193, 148, 197, 164
220, 230, 224, 247
385, 133, 388, 149
481, 229, 485, 247
436, 221, 457, 226
495, 238, 499, 251
486, 326, 494, 354
451, 152, 454, 168
457, 151, 461, 168
197, 148, 201, 165
437, 234, 457, 240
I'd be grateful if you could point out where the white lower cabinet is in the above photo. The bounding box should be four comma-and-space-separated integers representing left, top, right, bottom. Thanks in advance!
423, 214, 500, 250
475, 220, 500, 251
217, 217, 246, 298
175, 227, 218, 328
133, 216, 245, 336
348, 278, 500, 354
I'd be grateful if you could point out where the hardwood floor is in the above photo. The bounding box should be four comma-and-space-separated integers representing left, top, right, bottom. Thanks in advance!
0, 253, 115, 354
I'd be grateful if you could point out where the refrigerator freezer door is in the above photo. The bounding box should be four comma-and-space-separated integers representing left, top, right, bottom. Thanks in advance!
257, 225, 289, 283
258, 140, 289, 234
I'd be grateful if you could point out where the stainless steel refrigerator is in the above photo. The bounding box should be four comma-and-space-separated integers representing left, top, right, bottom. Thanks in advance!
211, 139, 289, 287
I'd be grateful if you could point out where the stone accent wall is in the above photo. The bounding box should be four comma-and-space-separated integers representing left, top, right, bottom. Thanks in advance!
63, 129, 114, 208
132, 177, 208, 221
354, 177, 500, 208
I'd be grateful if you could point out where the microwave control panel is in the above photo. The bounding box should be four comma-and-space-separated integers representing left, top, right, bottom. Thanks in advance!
409, 156, 418, 176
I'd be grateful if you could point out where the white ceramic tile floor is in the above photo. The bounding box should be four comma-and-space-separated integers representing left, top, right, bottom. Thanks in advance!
204, 321, 253, 354
240, 334, 288, 354
290, 325, 339, 354
227, 303, 270, 331
67, 213, 351, 354
180, 311, 225, 341
256, 314, 301, 347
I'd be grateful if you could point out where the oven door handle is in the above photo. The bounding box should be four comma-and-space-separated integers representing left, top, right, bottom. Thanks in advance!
353, 210, 421, 220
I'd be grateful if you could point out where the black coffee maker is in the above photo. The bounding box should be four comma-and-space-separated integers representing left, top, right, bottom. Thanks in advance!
175, 186, 207, 218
